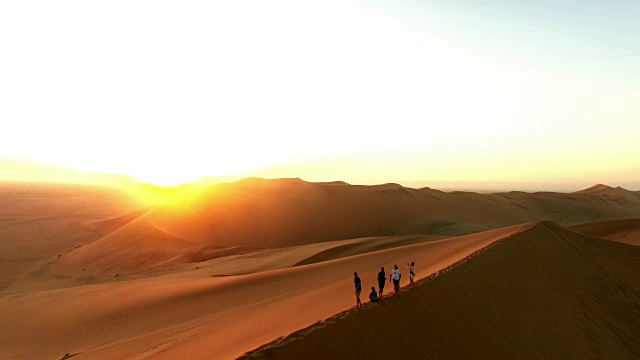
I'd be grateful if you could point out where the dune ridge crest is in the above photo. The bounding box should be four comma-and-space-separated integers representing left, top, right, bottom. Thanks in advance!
574, 183, 640, 205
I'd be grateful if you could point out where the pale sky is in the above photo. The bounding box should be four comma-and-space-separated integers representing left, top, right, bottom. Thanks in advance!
1, 1, 639, 188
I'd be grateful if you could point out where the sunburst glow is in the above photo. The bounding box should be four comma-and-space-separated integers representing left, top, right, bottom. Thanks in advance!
1, 1, 639, 188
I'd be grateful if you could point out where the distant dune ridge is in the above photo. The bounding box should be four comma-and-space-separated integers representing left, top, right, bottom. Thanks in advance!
574, 183, 640, 204
56, 178, 640, 276
144, 180, 640, 250
2, 179, 640, 359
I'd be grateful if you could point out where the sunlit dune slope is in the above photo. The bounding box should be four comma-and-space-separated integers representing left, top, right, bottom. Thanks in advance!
55, 211, 256, 276
82, 207, 154, 235
0, 224, 531, 360
53, 195, 444, 277
0, 182, 147, 288
569, 218, 640, 245
242, 222, 640, 359
56, 228, 444, 277
188, 234, 448, 278
56, 207, 269, 276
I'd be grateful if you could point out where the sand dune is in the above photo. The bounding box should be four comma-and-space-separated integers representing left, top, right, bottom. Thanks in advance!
574, 183, 640, 206
54, 178, 640, 276
55, 212, 240, 276
55, 207, 257, 277
0, 182, 147, 290
569, 217, 640, 245
4, 180, 640, 360
0, 223, 529, 360
83, 207, 154, 235
242, 222, 640, 359
56, 208, 447, 277
148, 178, 640, 249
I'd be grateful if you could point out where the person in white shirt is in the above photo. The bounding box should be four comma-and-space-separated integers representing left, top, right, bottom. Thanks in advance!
389, 264, 402, 294
407, 261, 415, 286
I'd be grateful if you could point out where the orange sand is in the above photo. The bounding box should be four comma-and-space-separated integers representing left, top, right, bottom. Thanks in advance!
2, 179, 640, 359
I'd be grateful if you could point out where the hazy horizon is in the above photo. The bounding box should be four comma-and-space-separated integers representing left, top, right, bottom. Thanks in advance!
1, 157, 638, 193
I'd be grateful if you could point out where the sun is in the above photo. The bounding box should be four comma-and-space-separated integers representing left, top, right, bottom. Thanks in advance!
134, 172, 202, 187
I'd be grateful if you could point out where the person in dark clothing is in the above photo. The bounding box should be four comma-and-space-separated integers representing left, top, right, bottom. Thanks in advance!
369, 286, 379, 303
377, 267, 386, 298
354, 272, 362, 308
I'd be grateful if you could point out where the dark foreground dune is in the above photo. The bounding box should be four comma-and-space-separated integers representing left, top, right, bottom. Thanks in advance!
241, 222, 640, 359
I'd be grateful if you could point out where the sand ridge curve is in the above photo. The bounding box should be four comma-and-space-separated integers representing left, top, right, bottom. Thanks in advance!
240, 221, 640, 359
0, 223, 531, 359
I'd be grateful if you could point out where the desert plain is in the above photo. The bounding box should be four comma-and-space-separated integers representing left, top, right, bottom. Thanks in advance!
2, 178, 640, 359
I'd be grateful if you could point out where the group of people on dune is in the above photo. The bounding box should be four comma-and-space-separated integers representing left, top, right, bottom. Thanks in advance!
353, 262, 415, 308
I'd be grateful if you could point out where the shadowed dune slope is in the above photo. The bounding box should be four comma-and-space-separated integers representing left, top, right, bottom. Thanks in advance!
145, 178, 640, 249
569, 218, 640, 245
242, 222, 640, 359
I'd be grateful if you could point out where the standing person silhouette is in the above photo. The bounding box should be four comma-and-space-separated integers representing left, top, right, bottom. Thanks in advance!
354, 272, 362, 308
390, 264, 402, 294
377, 267, 386, 298
407, 261, 415, 286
